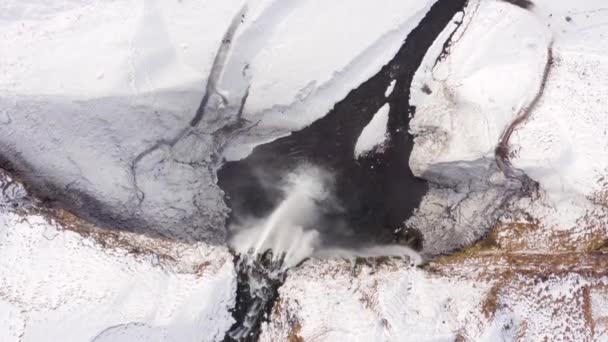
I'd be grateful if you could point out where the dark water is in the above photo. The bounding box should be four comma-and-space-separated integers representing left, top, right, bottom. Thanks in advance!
224, 252, 286, 342
219, 0, 468, 340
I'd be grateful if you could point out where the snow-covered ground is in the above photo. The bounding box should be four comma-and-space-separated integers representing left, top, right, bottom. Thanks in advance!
0, 173, 235, 342
406, 0, 608, 255
261, 258, 490, 342
512, 0, 608, 224
262, 259, 608, 341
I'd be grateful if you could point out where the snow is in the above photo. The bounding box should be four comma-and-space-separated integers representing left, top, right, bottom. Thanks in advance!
409, 0, 551, 178
509, 0, 608, 233
1, 0, 608, 340
354, 103, 390, 158
0, 0, 244, 98
261, 258, 490, 342
406, 0, 608, 255
483, 273, 598, 341
265, 253, 608, 341
0, 210, 236, 342
0, 0, 439, 241
512, 0, 608, 204
591, 284, 608, 340
385, 80, 396, 97
233, 0, 432, 114
0, 173, 236, 342
220, 0, 438, 160
0, 0, 249, 240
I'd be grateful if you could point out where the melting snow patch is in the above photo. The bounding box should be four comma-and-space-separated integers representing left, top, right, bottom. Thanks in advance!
384, 79, 396, 97
354, 103, 390, 158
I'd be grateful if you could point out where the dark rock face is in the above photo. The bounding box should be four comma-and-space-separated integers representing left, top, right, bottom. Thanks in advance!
219, 0, 468, 249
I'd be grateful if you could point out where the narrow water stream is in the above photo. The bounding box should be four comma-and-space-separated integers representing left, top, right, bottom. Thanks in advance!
225, 252, 287, 341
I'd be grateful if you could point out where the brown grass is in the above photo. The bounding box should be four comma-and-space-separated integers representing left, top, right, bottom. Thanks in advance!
590, 189, 608, 208
426, 212, 608, 339
582, 286, 596, 338
38, 207, 179, 263
454, 332, 467, 342
589, 174, 608, 207
481, 284, 501, 319
272, 297, 283, 320
287, 322, 304, 342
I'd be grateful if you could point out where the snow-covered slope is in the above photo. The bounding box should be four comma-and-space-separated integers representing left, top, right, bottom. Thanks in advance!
512, 0, 608, 216
406, 0, 608, 255
410, 0, 551, 175
0, 0, 247, 241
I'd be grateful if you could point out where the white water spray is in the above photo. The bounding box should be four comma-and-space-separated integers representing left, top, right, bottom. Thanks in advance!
229, 165, 330, 270
229, 164, 423, 269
